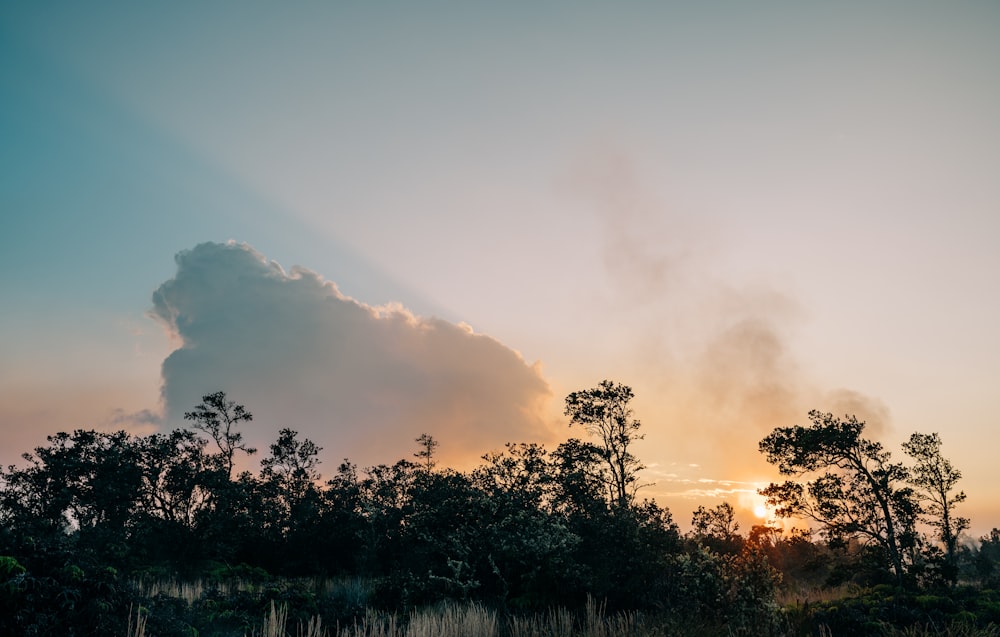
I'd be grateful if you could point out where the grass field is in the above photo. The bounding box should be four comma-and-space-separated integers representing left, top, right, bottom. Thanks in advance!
125, 576, 1000, 637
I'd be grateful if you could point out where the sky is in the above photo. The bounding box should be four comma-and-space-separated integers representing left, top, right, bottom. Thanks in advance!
2, 1, 999, 536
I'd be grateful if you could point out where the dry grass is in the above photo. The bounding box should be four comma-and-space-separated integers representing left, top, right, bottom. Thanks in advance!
246, 597, 663, 637
126, 603, 148, 637
878, 622, 1000, 637
261, 600, 288, 636
249, 600, 327, 637
259, 601, 1000, 637
330, 598, 659, 637
776, 583, 856, 607
132, 576, 241, 604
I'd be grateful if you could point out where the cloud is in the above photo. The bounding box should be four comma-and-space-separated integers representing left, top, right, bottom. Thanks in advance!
149, 242, 557, 471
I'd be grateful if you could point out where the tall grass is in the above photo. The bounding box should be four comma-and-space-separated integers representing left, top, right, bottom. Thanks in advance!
126, 604, 148, 637
248, 601, 1000, 637
249, 600, 327, 637
879, 622, 1000, 637
138, 576, 1000, 637
248, 598, 660, 637
775, 583, 857, 607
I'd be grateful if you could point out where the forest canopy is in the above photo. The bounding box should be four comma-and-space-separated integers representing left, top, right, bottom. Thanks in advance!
0, 384, 994, 636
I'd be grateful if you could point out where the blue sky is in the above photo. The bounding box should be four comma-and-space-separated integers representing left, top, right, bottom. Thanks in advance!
3, 1, 999, 532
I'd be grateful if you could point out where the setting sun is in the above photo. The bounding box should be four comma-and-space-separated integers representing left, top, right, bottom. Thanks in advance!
741, 487, 772, 520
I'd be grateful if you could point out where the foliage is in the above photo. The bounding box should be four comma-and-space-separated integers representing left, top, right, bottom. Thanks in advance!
785, 586, 1000, 636
184, 390, 257, 479
759, 411, 919, 585
413, 433, 439, 473
1, 390, 993, 635
564, 380, 645, 508
690, 502, 743, 555
903, 432, 969, 585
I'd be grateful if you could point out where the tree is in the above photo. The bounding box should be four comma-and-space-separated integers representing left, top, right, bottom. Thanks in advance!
184, 391, 256, 479
563, 380, 645, 508
691, 502, 739, 539
355, 459, 419, 576
691, 502, 742, 554
397, 469, 491, 604
1, 431, 143, 537
550, 438, 608, 516
469, 443, 582, 607
414, 433, 439, 473
691, 502, 744, 554
759, 411, 918, 586
258, 428, 324, 568
131, 429, 219, 568
975, 528, 1000, 588
260, 428, 323, 490
135, 428, 216, 529
902, 432, 968, 582
473, 442, 553, 511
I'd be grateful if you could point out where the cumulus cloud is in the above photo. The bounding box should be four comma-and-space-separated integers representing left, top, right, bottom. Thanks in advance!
149, 242, 556, 470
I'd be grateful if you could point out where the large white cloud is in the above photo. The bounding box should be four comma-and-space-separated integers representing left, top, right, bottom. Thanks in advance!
150, 242, 556, 470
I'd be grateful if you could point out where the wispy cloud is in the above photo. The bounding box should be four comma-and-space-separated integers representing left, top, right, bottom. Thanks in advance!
149, 242, 558, 470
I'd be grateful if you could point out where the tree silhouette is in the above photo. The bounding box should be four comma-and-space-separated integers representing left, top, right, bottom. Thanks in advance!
261, 428, 323, 487
903, 432, 968, 583
691, 502, 739, 539
564, 380, 645, 508
184, 391, 257, 479
259, 428, 324, 552
759, 410, 917, 586
414, 433, 439, 473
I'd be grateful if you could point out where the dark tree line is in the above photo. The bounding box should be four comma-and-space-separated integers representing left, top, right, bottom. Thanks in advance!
0, 382, 992, 635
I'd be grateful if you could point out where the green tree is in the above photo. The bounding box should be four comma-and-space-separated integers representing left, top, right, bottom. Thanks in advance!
902, 432, 968, 583
184, 391, 256, 479
0, 430, 145, 564
396, 469, 490, 605
759, 411, 918, 586
691, 502, 743, 554
472, 443, 581, 607
563, 380, 645, 508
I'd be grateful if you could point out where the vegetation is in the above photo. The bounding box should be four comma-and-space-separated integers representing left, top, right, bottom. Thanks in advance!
904, 432, 970, 585
1, 383, 997, 635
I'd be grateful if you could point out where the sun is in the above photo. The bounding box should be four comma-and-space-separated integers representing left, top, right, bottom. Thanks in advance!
742, 486, 772, 520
